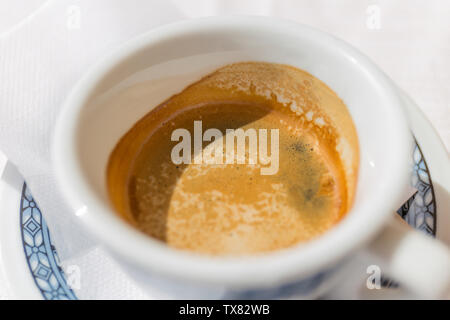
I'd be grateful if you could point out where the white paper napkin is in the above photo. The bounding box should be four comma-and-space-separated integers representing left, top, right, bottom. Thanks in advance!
0, 0, 448, 299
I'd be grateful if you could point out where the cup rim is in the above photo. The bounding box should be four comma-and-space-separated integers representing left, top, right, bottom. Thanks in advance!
53, 16, 411, 288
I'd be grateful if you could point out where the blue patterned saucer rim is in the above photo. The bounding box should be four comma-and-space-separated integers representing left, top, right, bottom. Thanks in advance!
20, 183, 77, 300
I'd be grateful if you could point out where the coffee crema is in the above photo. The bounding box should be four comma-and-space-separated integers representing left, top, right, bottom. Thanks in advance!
107, 62, 359, 255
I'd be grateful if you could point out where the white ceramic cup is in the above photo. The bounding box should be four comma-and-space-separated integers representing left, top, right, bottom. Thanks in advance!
53, 16, 450, 299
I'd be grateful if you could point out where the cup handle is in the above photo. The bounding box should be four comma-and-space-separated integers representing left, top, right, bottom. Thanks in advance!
366, 214, 450, 299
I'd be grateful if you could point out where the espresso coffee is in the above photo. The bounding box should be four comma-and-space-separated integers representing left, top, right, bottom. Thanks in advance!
107, 62, 359, 255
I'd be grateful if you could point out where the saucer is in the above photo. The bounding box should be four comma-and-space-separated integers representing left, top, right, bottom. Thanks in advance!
0, 90, 448, 300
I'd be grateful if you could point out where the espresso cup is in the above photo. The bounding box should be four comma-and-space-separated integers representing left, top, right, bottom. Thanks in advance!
53, 16, 450, 299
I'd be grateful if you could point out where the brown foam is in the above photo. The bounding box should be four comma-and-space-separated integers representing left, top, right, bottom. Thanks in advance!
107, 62, 359, 256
